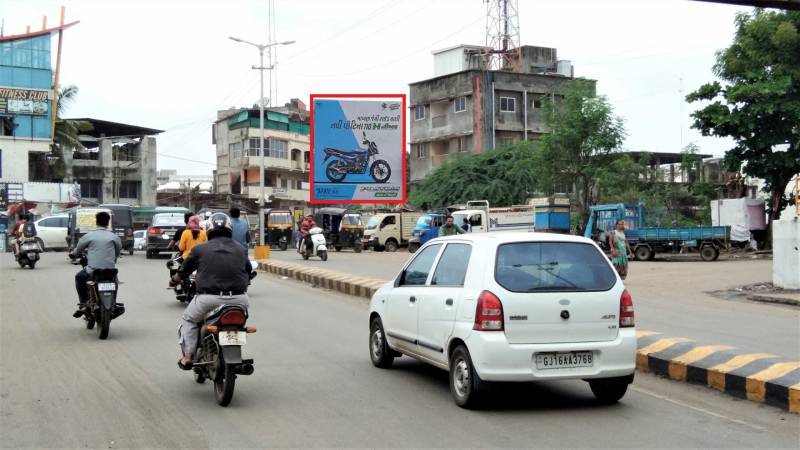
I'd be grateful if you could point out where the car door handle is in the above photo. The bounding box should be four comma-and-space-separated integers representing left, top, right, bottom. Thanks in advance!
409, 296, 416, 303
445, 298, 453, 306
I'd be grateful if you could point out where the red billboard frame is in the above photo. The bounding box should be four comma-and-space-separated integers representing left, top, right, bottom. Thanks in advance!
309, 93, 407, 205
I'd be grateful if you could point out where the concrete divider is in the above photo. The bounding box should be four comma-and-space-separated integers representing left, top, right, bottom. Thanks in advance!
258, 259, 799, 413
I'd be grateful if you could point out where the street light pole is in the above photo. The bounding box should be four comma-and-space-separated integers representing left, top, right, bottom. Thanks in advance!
229, 36, 295, 246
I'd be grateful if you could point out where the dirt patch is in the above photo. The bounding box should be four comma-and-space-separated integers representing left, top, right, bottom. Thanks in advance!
708, 282, 800, 307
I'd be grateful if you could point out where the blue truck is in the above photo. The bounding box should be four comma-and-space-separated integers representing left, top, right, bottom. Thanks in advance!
408, 212, 448, 253
584, 203, 730, 262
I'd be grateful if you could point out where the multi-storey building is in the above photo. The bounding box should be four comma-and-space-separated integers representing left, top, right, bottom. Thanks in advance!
213, 98, 310, 211
408, 45, 591, 186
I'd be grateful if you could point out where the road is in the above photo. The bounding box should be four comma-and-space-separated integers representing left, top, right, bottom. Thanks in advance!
267, 248, 800, 360
1, 252, 798, 448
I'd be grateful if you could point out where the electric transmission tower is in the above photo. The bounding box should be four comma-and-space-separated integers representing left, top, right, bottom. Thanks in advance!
483, 0, 521, 72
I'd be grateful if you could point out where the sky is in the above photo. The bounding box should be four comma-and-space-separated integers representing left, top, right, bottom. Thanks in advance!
1, 0, 752, 176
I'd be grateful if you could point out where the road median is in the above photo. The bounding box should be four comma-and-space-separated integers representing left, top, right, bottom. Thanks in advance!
258, 259, 799, 413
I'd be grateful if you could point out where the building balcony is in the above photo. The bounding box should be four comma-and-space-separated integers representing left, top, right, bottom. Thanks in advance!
242, 186, 309, 202
242, 156, 292, 171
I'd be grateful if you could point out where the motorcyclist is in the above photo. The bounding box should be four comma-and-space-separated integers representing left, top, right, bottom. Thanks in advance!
167, 212, 193, 251
298, 215, 316, 254
172, 213, 252, 370
71, 211, 122, 318
11, 214, 34, 255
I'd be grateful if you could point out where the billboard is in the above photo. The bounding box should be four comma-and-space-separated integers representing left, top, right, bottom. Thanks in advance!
0, 87, 50, 116
310, 94, 406, 204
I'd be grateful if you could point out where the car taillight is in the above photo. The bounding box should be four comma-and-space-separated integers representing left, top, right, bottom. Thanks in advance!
148, 227, 161, 235
620, 289, 634, 328
220, 310, 247, 326
473, 290, 504, 331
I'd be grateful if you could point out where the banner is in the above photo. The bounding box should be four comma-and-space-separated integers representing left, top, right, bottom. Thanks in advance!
0, 87, 50, 116
310, 95, 406, 204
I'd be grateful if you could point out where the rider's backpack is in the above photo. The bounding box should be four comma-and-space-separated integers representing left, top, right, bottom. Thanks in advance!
22, 222, 37, 238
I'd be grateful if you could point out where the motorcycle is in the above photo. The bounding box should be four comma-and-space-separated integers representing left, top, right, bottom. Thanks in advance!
14, 237, 41, 269
323, 131, 391, 183
299, 227, 328, 261
167, 253, 195, 303
191, 304, 256, 406
78, 254, 125, 340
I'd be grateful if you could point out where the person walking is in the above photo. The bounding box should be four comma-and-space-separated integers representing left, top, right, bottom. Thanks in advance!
608, 219, 634, 280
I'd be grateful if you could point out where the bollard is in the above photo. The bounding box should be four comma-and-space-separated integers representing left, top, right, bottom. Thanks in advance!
254, 245, 270, 260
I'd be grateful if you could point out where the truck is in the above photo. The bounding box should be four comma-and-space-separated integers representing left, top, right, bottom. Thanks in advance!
530, 196, 572, 233
583, 203, 730, 262
408, 211, 448, 253
362, 211, 423, 252
450, 200, 535, 233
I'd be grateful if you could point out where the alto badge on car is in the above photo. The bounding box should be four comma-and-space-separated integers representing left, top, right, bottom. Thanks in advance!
368, 232, 637, 408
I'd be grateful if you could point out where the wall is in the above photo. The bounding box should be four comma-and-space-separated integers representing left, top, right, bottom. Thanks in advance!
0, 137, 50, 182
772, 217, 800, 289
138, 137, 157, 206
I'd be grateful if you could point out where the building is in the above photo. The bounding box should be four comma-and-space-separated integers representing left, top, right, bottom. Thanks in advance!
408, 45, 585, 185
0, 20, 78, 183
60, 118, 162, 206
213, 98, 311, 210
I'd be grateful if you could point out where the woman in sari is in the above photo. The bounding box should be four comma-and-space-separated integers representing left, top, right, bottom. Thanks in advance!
608, 219, 634, 279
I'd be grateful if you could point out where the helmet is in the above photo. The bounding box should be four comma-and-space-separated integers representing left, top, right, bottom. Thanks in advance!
206, 213, 232, 240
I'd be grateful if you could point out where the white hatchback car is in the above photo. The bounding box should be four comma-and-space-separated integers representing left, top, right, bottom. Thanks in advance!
368, 232, 636, 408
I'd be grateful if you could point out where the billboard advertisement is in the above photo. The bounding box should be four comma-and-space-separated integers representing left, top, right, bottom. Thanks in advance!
310, 94, 406, 204
0, 87, 50, 116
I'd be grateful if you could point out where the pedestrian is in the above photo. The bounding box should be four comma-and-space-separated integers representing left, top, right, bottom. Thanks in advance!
229, 207, 251, 249
461, 217, 470, 233
439, 215, 465, 237
608, 219, 634, 280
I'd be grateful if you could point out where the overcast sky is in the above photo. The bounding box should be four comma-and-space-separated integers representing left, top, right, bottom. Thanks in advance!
1, 0, 751, 175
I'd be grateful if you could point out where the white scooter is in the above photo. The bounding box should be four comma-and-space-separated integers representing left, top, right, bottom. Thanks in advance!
299, 227, 328, 261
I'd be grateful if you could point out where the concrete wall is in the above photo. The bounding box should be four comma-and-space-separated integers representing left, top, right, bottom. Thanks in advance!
773, 217, 800, 289
138, 137, 157, 207
0, 137, 51, 182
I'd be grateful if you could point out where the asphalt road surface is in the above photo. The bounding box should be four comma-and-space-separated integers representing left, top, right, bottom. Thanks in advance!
1, 252, 798, 448
268, 248, 800, 360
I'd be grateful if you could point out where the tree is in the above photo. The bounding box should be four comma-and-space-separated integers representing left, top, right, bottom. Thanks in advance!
534, 78, 626, 224
54, 85, 92, 151
687, 10, 800, 231
408, 142, 539, 209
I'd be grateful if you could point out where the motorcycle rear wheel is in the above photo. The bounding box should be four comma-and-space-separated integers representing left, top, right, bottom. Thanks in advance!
28, 260, 36, 269
97, 306, 111, 340
214, 357, 236, 407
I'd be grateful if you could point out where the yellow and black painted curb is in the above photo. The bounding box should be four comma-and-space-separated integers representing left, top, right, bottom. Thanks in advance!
258, 259, 800, 413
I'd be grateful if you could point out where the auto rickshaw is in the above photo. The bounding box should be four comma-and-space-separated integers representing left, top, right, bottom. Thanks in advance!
66, 207, 114, 263
264, 208, 293, 251
314, 208, 364, 253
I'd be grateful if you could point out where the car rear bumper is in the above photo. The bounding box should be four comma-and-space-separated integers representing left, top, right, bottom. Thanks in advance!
463, 328, 637, 382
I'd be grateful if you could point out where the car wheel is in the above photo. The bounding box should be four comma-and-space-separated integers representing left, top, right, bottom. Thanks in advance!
369, 317, 395, 368
449, 345, 483, 409
589, 376, 630, 404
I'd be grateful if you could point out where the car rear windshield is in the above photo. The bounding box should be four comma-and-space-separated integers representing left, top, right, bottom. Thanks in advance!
153, 215, 185, 226
495, 242, 616, 292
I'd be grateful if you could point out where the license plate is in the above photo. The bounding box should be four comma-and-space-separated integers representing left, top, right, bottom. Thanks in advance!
98, 282, 116, 292
22, 244, 38, 251
117, 232, 125, 236
162, 234, 171, 240
535, 351, 593, 370
218, 331, 246, 346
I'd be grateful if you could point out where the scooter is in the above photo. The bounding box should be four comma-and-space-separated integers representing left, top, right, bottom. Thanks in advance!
299, 227, 328, 261
14, 237, 41, 269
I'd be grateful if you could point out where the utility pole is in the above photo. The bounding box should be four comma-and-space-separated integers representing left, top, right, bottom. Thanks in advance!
229, 36, 295, 246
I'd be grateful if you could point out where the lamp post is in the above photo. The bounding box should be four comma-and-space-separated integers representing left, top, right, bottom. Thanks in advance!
229, 36, 295, 246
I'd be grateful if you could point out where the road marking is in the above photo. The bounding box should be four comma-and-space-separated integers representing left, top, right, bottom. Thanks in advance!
668, 345, 736, 381
630, 385, 766, 432
745, 362, 800, 402
707, 353, 778, 392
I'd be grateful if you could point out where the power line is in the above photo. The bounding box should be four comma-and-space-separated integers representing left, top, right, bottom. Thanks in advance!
283, 15, 485, 78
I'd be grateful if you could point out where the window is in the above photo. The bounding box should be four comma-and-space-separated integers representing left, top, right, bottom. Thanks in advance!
230, 142, 243, 159
432, 243, 472, 286
1, 117, 16, 136
247, 138, 262, 157
495, 242, 616, 292
39, 217, 60, 228
414, 105, 426, 121
79, 180, 102, 199
533, 98, 543, 109
267, 139, 288, 159
280, 179, 288, 188
415, 143, 429, 159
454, 96, 466, 113
399, 244, 442, 286
58, 217, 69, 228
381, 216, 396, 227
117, 181, 140, 199
500, 97, 516, 112
457, 136, 467, 153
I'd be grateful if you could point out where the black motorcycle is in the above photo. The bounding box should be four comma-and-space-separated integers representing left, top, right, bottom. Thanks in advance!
191, 304, 255, 406
167, 253, 195, 303
323, 131, 391, 183
79, 255, 125, 339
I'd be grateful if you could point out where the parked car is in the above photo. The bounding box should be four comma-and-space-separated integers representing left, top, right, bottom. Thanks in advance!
146, 213, 186, 259
34, 215, 69, 251
368, 232, 636, 408
133, 230, 146, 251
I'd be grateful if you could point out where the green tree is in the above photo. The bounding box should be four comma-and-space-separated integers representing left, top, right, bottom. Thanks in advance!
535, 78, 626, 224
686, 10, 800, 231
54, 85, 92, 151
409, 142, 538, 209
